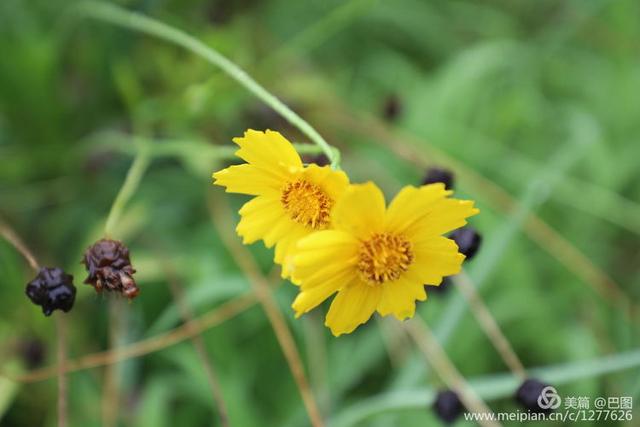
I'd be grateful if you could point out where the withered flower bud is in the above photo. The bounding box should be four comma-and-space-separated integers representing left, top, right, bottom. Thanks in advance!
82, 239, 139, 299
26, 267, 77, 316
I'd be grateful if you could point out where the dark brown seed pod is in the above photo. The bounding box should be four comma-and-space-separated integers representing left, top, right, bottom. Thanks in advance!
25, 267, 77, 316
82, 239, 139, 299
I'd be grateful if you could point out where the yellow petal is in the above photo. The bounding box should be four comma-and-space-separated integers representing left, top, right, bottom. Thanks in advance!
385, 183, 450, 234
291, 230, 359, 285
212, 164, 283, 196
325, 281, 382, 336
291, 269, 357, 317
411, 199, 479, 242
376, 276, 426, 320
233, 129, 303, 172
332, 182, 386, 239
410, 236, 465, 284
274, 226, 310, 278
294, 230, 358, 267
236, 196, 289, 245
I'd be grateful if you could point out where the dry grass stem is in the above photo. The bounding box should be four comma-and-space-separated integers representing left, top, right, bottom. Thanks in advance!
208, 194, 325, 427
405, 318, 502, 427
453, 272, 526, 378
56, 314, 68, 427
159, 252, 230, 427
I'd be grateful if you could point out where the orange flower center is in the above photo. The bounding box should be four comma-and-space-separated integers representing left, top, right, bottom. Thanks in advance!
358, 233, 413, 285
281, 180, 333, 229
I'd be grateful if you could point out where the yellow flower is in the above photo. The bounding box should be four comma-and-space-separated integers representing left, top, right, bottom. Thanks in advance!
212, 129, 349, 276
291, 182, 479, 336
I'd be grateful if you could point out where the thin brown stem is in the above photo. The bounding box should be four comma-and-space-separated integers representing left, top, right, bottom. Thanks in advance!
453, 272, 526, 378
56, 314, 68, 427
376, 317, 411, 369
303, 311, 330, 416
7, 292, 257, 383
160, 253, 230, 427
0, 219, 39, 270
404, 318, 502, 427
102, 298, 123, 427
208, 194, 325, 427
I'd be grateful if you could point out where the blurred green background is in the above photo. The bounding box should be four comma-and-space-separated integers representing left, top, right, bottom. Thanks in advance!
1, 0, 639, 426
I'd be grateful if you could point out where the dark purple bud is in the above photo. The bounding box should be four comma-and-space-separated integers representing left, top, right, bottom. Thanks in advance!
433, 389, 464, 423
82, 239, 139, 299
422, 167, 455, 190
25, 267, 76, 316
515, 378, 556, 413
450, 226, 482, 261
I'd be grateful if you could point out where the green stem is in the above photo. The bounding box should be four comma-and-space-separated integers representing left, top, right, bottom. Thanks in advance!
74, 1, 340, 169
104, 143, 151, 237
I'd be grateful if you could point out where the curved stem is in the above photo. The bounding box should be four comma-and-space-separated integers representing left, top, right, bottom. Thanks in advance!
74, 1, 340, 168
0, 219, 39, 271
104, 143, 151, 237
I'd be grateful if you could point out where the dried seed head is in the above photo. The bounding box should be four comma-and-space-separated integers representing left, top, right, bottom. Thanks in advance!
515, 378, 554, 413
82, 239, 139, 299
422, 167, 455, 190
25, 267, 77, 316
450, 226, 482, 261
433, 389, 464, 423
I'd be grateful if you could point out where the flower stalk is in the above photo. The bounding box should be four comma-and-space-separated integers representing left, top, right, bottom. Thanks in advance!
74, 1, 341, 169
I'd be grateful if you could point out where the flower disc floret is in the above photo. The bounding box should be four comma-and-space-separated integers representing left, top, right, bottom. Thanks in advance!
281, 180, 333, 229
357, 233, 413, 285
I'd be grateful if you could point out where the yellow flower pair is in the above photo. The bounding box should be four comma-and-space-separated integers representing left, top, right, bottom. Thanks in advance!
213, 130, 478, 336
